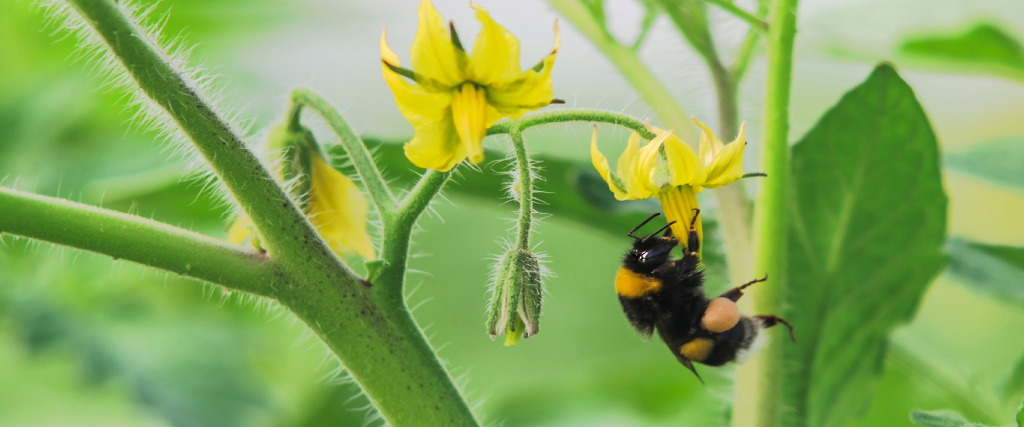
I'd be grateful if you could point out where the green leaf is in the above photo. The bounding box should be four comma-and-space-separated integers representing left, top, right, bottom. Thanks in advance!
784, 64, 948, 427
945, 136, 1024, 193
1009, 356, 1024, 403
910, 410, 988, 427
898, 23, 1024, 82
947, 238, 1024, 306
1016, 398, 1023, 427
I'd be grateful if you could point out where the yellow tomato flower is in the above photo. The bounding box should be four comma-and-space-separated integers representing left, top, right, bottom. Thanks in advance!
228, 154, 376, 260
381, 0, 560, 172
590, 119, 748, 253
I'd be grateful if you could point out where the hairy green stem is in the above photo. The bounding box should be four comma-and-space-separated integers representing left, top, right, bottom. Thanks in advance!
488, 109, 657, 140
704, 0, 769, 33
288, 88, 396, 213
62, 0, 347, 276
544, 0, 695, 139
734, 0, 800, 426
509, 125, 534, 249
58, 1, 477, 424
376, 169, 451, 306
0, 187, 279, 297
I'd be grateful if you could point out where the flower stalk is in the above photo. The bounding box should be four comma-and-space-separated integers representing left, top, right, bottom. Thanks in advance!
732, 0, 800, 426
486, 123, 545, 344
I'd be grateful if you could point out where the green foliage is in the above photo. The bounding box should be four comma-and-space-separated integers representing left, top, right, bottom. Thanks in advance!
898, 23, 1024, 81
1009, 355, 1024, 403
909, 398, 1024, 427
910, 410, 990, 427
947, 238, 1024, 305
0, 244, 270, 427
784, 64, 948, 427
945, 137, 1024, 193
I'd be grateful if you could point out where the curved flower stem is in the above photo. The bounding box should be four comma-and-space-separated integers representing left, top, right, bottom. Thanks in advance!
703, 0, 769, 33
488, 109, 657, 140
509, 124, 534, 250
288, 88, 397, 213
375, 169, 451, 306
733, 0, 800, 426
731, 0, 772, 83
0, 187, 280, 297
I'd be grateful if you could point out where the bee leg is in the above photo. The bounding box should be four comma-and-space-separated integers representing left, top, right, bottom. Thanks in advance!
686, 209, 701, 257
720, 275, 768, 302
754, 314, 796, 342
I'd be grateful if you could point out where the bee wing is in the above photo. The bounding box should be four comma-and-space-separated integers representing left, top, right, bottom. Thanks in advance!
676, 354, 705, 384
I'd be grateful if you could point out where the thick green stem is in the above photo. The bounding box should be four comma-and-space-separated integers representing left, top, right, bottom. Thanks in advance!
59, 1, 477, 424
544, 0, 695, 139
62, 0, 344, 274
733, 0, 799, 426
288, 89, 396, 213
0, 187, 279, 297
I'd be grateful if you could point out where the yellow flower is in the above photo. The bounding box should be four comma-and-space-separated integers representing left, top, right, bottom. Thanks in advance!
381, 0, 560, 172
228, 153, 376, 260
590, 119, 748, 253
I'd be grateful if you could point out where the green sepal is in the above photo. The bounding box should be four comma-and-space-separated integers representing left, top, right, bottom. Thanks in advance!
364, 260, 387, 285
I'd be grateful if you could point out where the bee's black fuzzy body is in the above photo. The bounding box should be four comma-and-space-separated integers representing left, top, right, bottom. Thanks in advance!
615, 212, 794, 381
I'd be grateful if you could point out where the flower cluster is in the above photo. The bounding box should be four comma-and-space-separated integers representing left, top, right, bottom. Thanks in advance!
381, 0, 559, 171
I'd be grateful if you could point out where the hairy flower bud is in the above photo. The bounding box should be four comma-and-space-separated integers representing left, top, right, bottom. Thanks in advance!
486, 247, 543, 345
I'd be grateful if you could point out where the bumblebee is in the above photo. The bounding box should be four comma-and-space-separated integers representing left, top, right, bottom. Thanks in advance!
616, 211, 795, 382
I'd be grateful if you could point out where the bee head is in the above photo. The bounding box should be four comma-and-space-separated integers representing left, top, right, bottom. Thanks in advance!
624, 213, 678, 273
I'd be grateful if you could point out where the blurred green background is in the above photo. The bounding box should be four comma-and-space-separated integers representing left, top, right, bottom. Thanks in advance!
2, 0, 1024, 426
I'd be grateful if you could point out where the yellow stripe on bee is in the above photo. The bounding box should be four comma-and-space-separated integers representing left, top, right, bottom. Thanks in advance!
615, 267, 662, 298
680, 338, 714, 362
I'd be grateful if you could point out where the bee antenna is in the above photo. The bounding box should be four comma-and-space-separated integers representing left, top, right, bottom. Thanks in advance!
627, 213, 661, 239
642, 221, 677, 243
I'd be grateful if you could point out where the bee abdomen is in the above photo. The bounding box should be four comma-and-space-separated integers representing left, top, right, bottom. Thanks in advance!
701, 316, 763, 366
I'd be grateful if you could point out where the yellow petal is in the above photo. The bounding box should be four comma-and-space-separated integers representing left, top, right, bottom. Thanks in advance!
658, 185, 702, 257
632, 130, 676, 197
660, 130, 703, 187
617, 132, 641, 179
382, 30, 453, 128
693, 117, 724, 166
410, 0, 465, 87
403, 109, 465, 172
307, 156, 376, 260
469, 4, 521, 85
704, 122, 747, 188
590, 126, 630, 200
450, 83, 489, 165
484, 20, 559, 119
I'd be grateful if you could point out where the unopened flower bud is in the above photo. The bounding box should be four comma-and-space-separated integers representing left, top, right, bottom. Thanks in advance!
486, 247, 543, 345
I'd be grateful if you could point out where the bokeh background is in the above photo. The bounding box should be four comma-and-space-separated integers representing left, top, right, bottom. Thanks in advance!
2, 0, 1024, 426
